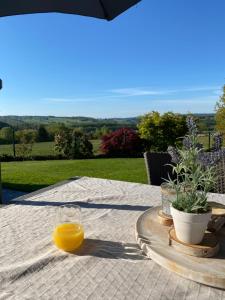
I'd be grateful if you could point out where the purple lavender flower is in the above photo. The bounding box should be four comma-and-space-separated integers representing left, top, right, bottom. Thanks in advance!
213, 133, 223, 151
167, 146, 180, 164
186, 116, 198, 135
168, 117, 224, 169
182, 136, 192, 149
197, 149, 225, 167
183, 136, 203, 150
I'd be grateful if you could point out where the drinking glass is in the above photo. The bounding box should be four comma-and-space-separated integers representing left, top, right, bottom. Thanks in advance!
53, 204, 84, 252
160, 183, 176, 217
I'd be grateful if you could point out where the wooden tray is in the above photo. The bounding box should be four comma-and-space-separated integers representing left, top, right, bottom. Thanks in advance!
168, 228, 219, 258
158, 210, 173, 226
135, 206, 225, 289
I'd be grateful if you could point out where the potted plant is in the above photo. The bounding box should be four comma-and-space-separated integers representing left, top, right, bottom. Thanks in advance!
167, 117, 217, 245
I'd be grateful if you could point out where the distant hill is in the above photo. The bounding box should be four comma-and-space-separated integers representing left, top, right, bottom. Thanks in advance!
0, 113, 216, 131
0, 115, 139, 131
0, 121, 10, 129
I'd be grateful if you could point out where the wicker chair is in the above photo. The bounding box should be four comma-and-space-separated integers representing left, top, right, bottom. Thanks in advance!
144, 152, 175, 186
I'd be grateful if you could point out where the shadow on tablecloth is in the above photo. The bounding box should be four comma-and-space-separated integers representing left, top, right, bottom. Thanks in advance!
71, 238, 148, 261
10, 199, 151, 212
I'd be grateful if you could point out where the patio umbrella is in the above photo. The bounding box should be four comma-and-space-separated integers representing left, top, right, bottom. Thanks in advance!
0, 0, 141, 21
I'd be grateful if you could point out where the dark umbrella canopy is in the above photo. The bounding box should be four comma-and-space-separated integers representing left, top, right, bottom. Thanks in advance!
0, 0, 141, 21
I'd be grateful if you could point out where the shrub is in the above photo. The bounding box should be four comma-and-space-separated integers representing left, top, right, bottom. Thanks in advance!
100, 128, 143, 157
138, 111, 187, 151
70, 130, 93, 159
54, 129, 93, 159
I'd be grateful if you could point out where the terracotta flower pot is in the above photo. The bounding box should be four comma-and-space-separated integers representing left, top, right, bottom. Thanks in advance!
171, 206, 212, 245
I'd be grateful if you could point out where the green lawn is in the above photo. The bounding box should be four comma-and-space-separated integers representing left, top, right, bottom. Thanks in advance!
2, 158, 147, 192
0, 140, 101, 156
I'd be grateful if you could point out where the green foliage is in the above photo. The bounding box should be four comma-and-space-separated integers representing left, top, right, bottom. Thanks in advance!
0, 114, 216, 145
167, 122, 216, 213
38, 125, 49, 142
46, 123, 67, 140
54, 128, 93, 159
138, 111, 187, 151
0, 127, 13, 144
70, 129, 93, 159
215, 85, 225, 134
16, 129, 38, 157
16, 129, 38, 143
94, 126, 112, 139
54, 128, 72, 156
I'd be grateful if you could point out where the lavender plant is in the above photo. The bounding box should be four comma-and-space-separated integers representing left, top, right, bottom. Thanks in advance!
167, 116, 217, 213
213, 132, 223, 151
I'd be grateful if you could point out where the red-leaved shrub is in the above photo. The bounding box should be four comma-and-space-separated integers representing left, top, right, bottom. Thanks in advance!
100, 128, 143, 157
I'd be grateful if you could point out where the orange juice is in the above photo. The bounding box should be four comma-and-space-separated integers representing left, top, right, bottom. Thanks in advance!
53, 223, 84, 252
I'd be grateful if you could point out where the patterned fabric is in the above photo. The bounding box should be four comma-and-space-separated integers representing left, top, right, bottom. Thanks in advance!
0, 177, 225, 299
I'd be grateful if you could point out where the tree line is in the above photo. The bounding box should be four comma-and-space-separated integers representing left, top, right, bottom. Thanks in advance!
0, 112, 188, 159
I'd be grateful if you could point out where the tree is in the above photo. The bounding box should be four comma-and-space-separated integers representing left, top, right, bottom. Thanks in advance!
100, 128, 143, 157
46, 123, 67, 141
54, 128, 93, 159
0, 127, 13, 144
38, 125, 49, 142
94, 126, 112, 139
54, 128, 71, 157
70, 129, 93, 158
16, 129, 38, 157
215, 85, 225, 133
138, 111, 187, 151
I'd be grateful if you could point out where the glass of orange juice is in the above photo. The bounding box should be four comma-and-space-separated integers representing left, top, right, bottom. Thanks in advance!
53, 204, 84, 252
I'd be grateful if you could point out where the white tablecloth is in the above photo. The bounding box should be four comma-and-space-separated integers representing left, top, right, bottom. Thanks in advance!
0, 177, 225, 300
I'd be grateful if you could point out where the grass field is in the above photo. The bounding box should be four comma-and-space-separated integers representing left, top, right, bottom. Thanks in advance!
0, 140, 101, 156
2, 158, 147, 192
0, 141, 56, 156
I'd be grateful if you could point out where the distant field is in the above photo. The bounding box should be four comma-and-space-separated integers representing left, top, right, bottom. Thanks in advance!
198, 134, 211, 150
2, 158, 147, 192
0, 140, 101, 156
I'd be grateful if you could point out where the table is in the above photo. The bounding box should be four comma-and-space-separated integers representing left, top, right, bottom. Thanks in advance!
0, 177, 225, 300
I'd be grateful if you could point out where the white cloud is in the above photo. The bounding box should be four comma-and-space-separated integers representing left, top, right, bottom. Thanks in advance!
42, 85, 221, 104
110, 88, 164, 96
43, 97, 97, 103
150, 95, 217, 104
110, 86, 221, 97
43, 98, 75, 103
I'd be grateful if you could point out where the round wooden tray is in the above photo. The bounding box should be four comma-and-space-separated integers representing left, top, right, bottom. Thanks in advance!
158, 210, 173, 226
169, 228, 219, 258
135, 206, 225, 289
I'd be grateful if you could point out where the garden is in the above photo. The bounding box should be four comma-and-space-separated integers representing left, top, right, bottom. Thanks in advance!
1, 105, 225, 193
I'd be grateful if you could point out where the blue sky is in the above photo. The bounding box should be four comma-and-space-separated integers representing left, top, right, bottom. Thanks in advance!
0, 0, 225, 117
